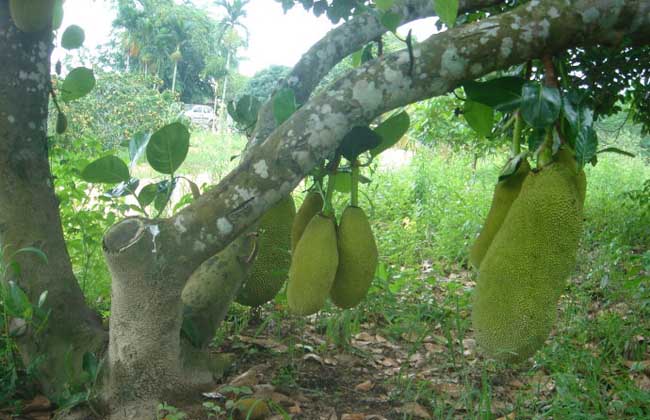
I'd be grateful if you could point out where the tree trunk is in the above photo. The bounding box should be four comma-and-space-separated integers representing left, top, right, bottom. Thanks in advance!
0, 1, 106, 397
212, 80, 219, 132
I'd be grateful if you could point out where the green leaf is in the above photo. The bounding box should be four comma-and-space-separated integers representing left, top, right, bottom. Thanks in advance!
273, 88, 297, 125
52, 0, 64, 30
56, 112, 67, 134
338, 126, 382, 161
527, 128, 546, 152
596, 147, 636, 158
498, 152, 528, 181
153, 179, 176, 213
138, 184, 158, 206
37, 291, 48, 308
371, 111, 410, 156
462, 77, 525, 111
463, 100, 494, 137
350, 49, 363, 67
80, 156, 130, 184
14, 247, 48, 264
6, 282, 31, 320
380, 11, 401, 33
433, 0, 459, 28
236, 95, 261, 125
146, 123, 190, 174
61, 67, 95, 102
520, 83, 562, 129
128, 131, 151, 167
82, 352, 99, 381
374, 0, 394, 12
575, 125, 598, 167
61, 25, 85, 50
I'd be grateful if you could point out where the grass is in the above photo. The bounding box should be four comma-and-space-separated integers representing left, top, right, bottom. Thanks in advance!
6, 126, 649, 417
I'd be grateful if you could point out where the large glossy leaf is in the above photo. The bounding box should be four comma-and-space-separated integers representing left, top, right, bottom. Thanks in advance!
80, 156, 130, 184
52, 0, 64, 30
338, 126, 382, 161
433, 0, 459, 28
273, 88, 297, 125
463, 77, 525, 111
61, 25, 85, 50
61, 67, 95, 102
138, 184, 159, 206
371, 111, 410, 156
380, 11, 401, 32
463, 100, 494, 137
146, 123, 190, 174
520, 83, 562, 129
374, 0, 394, 12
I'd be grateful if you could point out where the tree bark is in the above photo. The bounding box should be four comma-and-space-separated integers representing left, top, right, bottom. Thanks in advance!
0, 0, 106, 396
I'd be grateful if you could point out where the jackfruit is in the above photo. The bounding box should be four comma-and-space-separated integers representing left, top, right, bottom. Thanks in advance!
330, 206, 378, 309
9, 0, 54, 33
287, 213, 338, 315
291, 191, 323, 252
236, 196, 296, 307
554, 146, 587, 207
181, 235, 252, 348
469, 159, 530, 269
472, 159, 583, 362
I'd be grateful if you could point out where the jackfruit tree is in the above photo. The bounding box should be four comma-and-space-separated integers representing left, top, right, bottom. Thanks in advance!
2, 0, 650, 418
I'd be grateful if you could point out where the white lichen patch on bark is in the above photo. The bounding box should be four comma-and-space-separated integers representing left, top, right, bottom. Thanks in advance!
192, 241, 206, 252
234, 186, 256, 201
148, 224, 160, 254
440, 47, 467, 78
500, 37, 514, 57
253, 160, 269, 179
217, 218, 233, 236
7, 115, 15, 124
548, 6, 560, 18
174, 215, 187, 234
581, 7, 601, 24
352, 79, 382, 113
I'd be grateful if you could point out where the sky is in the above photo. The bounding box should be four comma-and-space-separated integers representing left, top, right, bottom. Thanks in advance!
56, 0, 438, 77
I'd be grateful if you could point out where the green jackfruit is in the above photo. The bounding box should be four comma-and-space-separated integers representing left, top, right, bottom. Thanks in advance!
555, 146, 587, 207
330, 206, 378, 309
9, 0, 54, 33
287, 213, 338, 315
291, 191, 323, 252
236, 195, 296, 307
472, 159, 583, 362
181, 235, 251, 348
469, 159, 531, 269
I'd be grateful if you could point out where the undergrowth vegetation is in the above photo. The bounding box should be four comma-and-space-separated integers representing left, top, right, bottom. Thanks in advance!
3, 121, 649, 417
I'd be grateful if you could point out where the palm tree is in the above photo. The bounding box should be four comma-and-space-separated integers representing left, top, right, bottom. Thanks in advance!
214, 0, 250, 132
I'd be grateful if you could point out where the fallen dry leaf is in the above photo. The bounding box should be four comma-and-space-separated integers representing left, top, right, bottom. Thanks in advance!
355, 380, 374, 392
303, 353, 324, 364
496, 413, 516, 420
22, 395, 52, 413
238, 335, 289, 352
341, 414, 366, 420
395, 402, 432, 419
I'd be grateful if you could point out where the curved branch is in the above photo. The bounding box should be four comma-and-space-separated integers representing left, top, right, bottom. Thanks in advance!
132, 0, 649, 282
247, 0, 506, 151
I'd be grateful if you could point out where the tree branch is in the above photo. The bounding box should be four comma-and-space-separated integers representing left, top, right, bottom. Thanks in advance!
115, 0, 650, 282
246, 0, 506, 152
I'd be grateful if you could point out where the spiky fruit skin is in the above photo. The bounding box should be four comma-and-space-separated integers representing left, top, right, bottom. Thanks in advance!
555, 146, 587, 207
181, 237, 250, 347
287, 214, 338, 315
330, 206, 378, 309
472, 159, 583, 363
291, 191, 323, 252
469, 159, 531, 269
9, 0, 55, 33
236, 196, 296, 307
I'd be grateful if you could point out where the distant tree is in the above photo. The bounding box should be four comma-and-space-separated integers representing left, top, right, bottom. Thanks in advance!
240, 65, 291, 101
